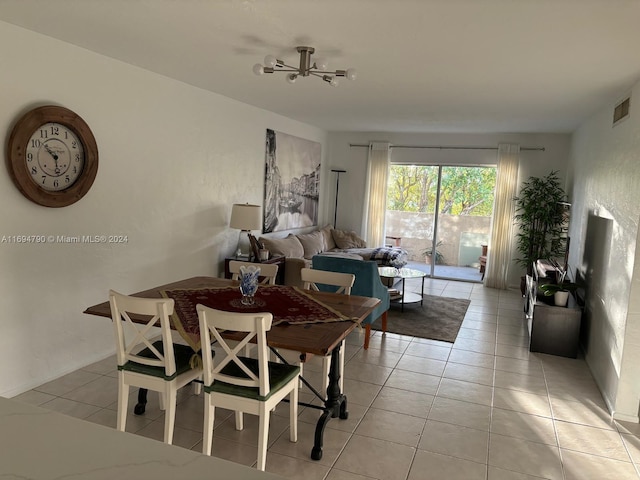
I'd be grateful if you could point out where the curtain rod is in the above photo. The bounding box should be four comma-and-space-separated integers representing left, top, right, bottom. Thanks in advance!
349, 144, 545, 152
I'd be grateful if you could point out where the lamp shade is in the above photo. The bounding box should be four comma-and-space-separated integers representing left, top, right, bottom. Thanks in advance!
230, 203, 262, 231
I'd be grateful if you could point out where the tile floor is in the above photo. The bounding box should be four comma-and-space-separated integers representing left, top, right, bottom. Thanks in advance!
13, 278, 640, 479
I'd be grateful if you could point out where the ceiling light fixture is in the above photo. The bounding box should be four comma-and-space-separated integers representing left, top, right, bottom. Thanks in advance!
253, 46, 357, 87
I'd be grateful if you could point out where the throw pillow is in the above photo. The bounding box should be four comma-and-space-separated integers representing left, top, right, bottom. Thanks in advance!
259, 234, 304, 258
332, 229, 367, 249
320, 224, 337, 250
296, 231, 325, 259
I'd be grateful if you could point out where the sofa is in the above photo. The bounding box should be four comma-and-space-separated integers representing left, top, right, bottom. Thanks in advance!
258, 225, 408, 287
311, 255, 390, 349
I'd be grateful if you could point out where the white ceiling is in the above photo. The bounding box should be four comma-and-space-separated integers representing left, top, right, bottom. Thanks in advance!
1, 0, 640, 134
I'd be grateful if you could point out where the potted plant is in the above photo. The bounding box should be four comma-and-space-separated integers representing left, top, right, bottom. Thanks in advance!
538, 281, 582, 307
513, 171, 568, 292
422, 240, 445, 265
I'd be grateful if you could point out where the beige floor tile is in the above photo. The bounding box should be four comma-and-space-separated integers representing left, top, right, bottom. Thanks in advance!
456, 327, 498, 343
419, 420, 489, 463
365, 334, 410, 354
209, 410, 291, 448
63, 375, 120, 408
371, 386, 433, 418
334, 435, 415, 480
264, 451, 331, 480
34, 369, 102, 397
341, 378, 383, 407
11, 389, 56, 406
550, 397, 615, 430
428, 396, 491, 431
270, 421, 351, 467
343, 360, 393, 385
385, 369, 441, 396
494, 356, 544, 377
349, 346, 402, 368
404, 342, 452, 361
488, 433, 563, 480
459, 320, 497, 334
495, 344, 533, 361
443, 362, 494, 386
493, 387, 551, 417
437, 377, 493, 406
84, 407, 153, 433
196, 436, 259, 467
487, 465, 554, 480
555, 420, 631, 461
448, 348, 496, 369
496, 333, 530, 347
355, 407, 425, 447
396, 354, 446, 377
621, 433, 640, 463
561, 449, 640, 480
494, 370, 548, 396
39, 396, 101, 419
81, 355, 117, 375
325, 469, 375, 480
408, 450, 486, 480
490, 408, 557, 445
135, 417, 203, 450
298, 400, 367, 434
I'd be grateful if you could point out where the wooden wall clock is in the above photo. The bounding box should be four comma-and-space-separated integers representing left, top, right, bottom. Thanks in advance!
6, 105, 98, 207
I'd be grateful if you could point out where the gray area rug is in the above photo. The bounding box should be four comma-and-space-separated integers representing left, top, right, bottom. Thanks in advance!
372, 294, 470, 343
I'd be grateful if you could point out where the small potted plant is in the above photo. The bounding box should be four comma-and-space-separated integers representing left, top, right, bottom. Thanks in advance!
422, 240, 444, 265
538, 267, 582, 307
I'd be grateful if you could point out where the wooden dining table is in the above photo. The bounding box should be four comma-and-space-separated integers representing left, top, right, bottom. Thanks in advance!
84, 276, 380, 461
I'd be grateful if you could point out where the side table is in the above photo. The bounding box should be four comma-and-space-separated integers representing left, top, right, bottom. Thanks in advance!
378, 266, 426, 312
224, 255, 286, 285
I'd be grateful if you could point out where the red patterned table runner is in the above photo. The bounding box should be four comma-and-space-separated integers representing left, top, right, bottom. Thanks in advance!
160, 285, 354, 351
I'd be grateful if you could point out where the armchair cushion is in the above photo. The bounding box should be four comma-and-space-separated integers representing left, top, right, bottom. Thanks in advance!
260, 234, 304, 258
311, 255, 390, 326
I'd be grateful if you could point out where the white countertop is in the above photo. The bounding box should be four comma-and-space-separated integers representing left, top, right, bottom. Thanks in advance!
0, 396, 284, 479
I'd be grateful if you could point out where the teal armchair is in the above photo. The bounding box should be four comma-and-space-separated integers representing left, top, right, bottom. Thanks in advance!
311, 255, 390, 349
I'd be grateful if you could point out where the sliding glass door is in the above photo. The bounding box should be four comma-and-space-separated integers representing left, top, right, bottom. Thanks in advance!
385, 164, 496, 282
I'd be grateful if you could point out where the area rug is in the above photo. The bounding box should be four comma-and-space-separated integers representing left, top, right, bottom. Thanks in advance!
371, 294, 470, 343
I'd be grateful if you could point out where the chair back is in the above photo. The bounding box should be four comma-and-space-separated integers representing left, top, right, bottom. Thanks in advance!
311, 256, 390, 325
301, 268, 354, 295
197, 305, 273, 397
229, 260, 278, 285
109, 290, 177, 377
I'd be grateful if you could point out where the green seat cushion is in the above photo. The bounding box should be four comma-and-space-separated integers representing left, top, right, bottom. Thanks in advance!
204, 357, 300, 401
119, 341, 201, 380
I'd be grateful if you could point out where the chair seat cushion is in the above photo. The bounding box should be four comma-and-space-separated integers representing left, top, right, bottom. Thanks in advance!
119, 341, 200, 380
204, 357, 299, 401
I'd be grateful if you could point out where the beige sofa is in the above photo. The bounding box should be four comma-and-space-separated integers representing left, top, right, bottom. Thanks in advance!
258, 225, 406, 287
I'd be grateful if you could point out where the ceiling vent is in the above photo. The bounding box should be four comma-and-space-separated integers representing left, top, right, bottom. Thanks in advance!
613, 96, 631, 126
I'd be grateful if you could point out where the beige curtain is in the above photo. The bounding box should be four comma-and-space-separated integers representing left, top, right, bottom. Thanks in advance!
485, 144, 520, 289
362, 142, 391, 247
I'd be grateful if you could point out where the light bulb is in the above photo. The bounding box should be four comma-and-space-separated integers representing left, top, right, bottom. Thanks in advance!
286, 73, 297, 84
252, 64, 265, 75
346, 68, 357, 81
314, 58, 327, 70
264, 55, 277, 68
330, 77, 339, 87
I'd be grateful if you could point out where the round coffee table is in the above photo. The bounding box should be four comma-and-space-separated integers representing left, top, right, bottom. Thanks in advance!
378, 266, 427, 312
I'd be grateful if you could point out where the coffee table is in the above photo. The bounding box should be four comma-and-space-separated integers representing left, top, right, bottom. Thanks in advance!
378, 266, 427, 312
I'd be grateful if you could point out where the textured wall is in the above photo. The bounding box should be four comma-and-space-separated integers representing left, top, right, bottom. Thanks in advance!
0, 22, 327, 396
568, 78, 640, 420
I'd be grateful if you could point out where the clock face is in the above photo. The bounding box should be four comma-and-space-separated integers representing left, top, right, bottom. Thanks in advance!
26, 122, 85, 192
6, 105, 98, 207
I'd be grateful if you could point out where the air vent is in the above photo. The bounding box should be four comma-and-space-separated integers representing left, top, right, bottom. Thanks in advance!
613, 97, 631, 126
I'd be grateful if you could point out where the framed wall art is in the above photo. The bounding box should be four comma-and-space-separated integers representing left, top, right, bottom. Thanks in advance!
263, 129, 321, 233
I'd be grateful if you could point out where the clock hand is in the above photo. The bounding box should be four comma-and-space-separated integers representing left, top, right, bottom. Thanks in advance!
43, 144, 59, 161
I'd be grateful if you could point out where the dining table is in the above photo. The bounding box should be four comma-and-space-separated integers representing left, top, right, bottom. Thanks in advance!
84, 276, 380, 461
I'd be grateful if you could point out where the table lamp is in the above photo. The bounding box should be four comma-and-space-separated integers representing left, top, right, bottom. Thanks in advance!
230, 203, 262, 260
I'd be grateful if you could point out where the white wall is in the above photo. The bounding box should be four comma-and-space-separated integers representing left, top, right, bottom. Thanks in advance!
327, 131, 571, 287
0, 22, 328, 397
568, 79, 640, 420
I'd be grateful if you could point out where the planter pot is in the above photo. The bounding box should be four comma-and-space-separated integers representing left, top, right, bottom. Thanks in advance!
554, 290, 569, 307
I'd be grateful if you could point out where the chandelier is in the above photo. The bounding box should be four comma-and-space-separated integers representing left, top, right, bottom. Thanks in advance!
252, 46, 357, 86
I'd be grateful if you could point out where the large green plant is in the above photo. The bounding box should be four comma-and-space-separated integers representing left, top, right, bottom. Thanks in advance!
514, 171, 567, 276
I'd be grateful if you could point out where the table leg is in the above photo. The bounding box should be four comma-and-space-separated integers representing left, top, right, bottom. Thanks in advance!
401, 277, 406, 312
421, 275, 425, 306
311, 343, 347, 460
134, 388, 148, 415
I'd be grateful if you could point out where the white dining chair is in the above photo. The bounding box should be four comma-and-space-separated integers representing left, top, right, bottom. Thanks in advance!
109, 290, 203, 445
197, 305, 299, 471
228, 260, 278, 285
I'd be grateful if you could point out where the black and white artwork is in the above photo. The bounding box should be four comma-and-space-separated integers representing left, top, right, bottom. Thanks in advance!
263, 129, 321, 233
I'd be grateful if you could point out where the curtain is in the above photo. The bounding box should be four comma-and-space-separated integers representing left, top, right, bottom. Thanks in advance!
362, 142, 391, 247
484, 143, 520, 289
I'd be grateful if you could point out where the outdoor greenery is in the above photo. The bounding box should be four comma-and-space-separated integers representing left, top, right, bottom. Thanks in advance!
387, 165, 497, 216
422, 240, 445, 264
513, 171, 568, 277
